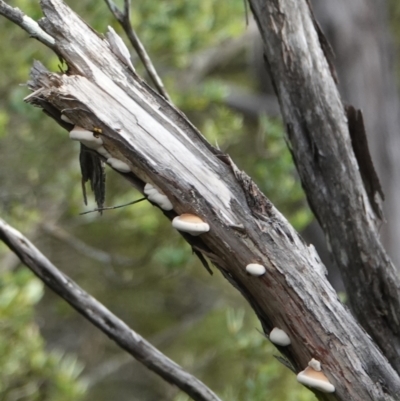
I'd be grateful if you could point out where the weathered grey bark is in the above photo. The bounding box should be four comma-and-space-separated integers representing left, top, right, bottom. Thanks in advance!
312, 0, 400, 270
1, 0, 400, 399
0, 218, 222, 401
6, 0, 399, 400
248, 0, 400, 375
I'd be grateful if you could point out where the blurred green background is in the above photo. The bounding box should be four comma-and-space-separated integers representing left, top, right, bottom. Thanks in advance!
0, 1, 399, 400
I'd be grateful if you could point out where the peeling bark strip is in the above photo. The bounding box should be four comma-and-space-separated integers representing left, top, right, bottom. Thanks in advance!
346, 105, 384, 219
7, 0, 400, 399
248, 0, 400, 374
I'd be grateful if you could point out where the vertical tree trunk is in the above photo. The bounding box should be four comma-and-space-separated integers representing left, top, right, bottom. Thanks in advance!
312, 0, 400, 269
249, 0, 400, 374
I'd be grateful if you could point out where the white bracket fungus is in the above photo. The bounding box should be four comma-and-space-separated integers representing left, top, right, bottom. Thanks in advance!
172, 214, 210, 236
269, 327, 291, 346
69, 126, 103, 149
106, 157, 131, 173
61, 114, 73, 124
96, 146, 112, 159
308, 358, 321, 371
69, 125, 112, 159
245, 263, 266, 276
144, 183, 173, 211
297, 362, 335, 393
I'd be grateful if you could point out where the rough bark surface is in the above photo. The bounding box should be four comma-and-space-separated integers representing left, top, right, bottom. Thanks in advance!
248, 0, 400, 375
6, 0, 400, 400
312, 0, 400, 270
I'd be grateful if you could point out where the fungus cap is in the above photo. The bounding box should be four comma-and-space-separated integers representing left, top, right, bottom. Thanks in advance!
96, 146, 111, 159
245, 263, 266, 276
308, 358, 321, 371
70, 126, 103, 149
297, 366, 335, 393
144, 183, 173, 211
269, 327, 291, 346
106, 157, 130, 173
172, 214, 209, 236
61, 114, 73, 124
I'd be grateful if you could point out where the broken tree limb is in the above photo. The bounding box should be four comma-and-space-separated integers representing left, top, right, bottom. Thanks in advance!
0, 0, 55, 49
1, 0, 400, 399
248, 0, 400, 374
0, 218, 223, 401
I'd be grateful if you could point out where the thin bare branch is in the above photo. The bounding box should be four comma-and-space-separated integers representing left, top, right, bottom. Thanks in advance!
104, 0, 171, 102
41, 222, 133, 266
85, 302, 214, 387
0, 218, 223, 401
79, 197, 146, 215
0, 0, 55, 49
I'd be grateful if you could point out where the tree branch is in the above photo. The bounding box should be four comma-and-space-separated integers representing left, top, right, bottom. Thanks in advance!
27, 1, 400, 398
0, 0, 55, 49
0, 218, 222, 401
2, 0, 400, 399
85, 303, 213, 387
248, 0, 400, 373
104, 0, 171, 102
41, 222, 134, 266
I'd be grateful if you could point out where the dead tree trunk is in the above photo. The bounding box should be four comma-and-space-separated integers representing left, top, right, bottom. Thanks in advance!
249, 0, 400, 375
1, 0, 400, 400
312, 0, 400, 272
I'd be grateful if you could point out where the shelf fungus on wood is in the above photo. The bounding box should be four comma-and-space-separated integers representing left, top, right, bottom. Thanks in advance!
297, 360, 335, 393
245, 263, 266, 276
269, 327, 291, 346
69, 126, 111, 159
69, 126, 103, 149
172, 214, 210, 236
144, 183, 173, 211
106, 157, 131, 173
61, 114, 73, 124
96, 146, 111, 159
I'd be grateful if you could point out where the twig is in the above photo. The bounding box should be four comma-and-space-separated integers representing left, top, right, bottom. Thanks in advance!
79, 197, 146, 215
243, 0, 249, 26
0, 218, 223, 401
85, 303, 213, 387
104, 0, 171, 102
0, 0, 55, 49
41, 222, 134, 266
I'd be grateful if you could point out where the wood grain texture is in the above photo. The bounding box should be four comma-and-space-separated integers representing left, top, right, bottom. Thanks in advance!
312, 0, 400, 270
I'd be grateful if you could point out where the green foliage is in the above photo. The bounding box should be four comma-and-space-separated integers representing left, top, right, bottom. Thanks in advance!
172, 309, 315, 401
130, 0, 245, 68
222, 312, 315, 401
0, 270, 86, 401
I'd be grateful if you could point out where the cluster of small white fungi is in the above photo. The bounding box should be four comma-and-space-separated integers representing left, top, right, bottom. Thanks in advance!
68, 124, 130, 173
144, 183, 173, 211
